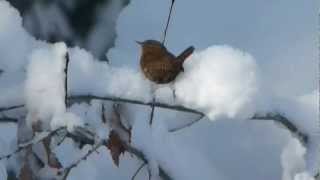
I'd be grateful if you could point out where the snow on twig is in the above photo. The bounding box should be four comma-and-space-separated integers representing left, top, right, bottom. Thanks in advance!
0, 127, 64, 161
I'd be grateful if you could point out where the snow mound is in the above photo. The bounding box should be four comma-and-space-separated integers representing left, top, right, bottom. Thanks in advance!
25, 42, 68, 129
51, 112, 83, 132
281, 138, 316, 180
175, 45, 258, 120
294, 172, 315, 180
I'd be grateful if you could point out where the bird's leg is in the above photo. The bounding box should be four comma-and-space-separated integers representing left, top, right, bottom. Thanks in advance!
149, 97, 156, 125
149, 84, 157, 125
169, 82, 177, 102
172, 88, 176, 100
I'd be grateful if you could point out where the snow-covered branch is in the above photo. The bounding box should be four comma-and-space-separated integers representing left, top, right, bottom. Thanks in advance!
68, 95, 203, 115
0, 127, 64, 161
0, 1, 317, 179
0, 94, 309, 144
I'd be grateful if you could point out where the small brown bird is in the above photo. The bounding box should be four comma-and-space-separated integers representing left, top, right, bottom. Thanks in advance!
137, 40, 194, 84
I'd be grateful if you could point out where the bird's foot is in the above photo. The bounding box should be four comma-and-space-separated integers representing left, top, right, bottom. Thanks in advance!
172, 89, 177, 101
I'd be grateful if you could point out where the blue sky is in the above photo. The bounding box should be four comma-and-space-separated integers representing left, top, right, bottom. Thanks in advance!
111, 0, 319, 97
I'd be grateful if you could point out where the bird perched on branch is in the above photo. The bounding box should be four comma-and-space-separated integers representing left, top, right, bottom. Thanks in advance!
137, 40, 194, 84
137, 0, 193, 124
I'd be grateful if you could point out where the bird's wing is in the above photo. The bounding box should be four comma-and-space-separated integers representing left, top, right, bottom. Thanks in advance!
145, 60, 178, 83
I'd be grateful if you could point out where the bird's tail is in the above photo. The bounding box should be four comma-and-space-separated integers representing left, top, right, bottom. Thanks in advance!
177, 46, 195, 63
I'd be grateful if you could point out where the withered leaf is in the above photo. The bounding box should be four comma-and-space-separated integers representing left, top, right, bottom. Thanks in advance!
43, 136, 62, 169
19, 163, 34, 180
106, 130, 126, 167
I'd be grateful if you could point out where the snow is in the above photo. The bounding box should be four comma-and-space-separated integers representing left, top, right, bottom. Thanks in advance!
67, 101, 110, 138
54, 138, 143, 180
281, 138, 308, 180
68, 47, 153, 101
24, 41, 84, 132
0, 162, 7, 180
175, 45, 258, 120
294, 172, 315, 180
50, 112, 83, 132
71, 44, 260, 121
0, 139, 8, 180
0, 71, 25, 108
270, 90, 320, 176
25, 42, 67, 129
0, 0, 318, 180
132, 117, 224, 180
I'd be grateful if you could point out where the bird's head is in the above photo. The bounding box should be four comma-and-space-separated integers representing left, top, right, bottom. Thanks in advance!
136, 40, 166, 52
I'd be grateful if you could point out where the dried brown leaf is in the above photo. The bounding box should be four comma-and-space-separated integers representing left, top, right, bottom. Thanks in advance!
19, 164, 34, 180
106, 130, 126, 166
43, 136, 62, 169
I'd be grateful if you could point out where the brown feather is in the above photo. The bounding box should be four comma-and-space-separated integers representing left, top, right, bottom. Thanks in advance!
138, 40, 194, 84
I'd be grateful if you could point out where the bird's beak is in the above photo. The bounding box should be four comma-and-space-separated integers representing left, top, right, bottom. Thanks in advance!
135, 41, 143, 45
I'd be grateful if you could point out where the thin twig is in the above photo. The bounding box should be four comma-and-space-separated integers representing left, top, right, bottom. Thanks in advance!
0, 95, 203, 115
0, 127, 64, 161
101, 103, 107, 124
162, 0, 175, 45
56, 133, 68, 146
131, 162, 147, 180
64, 52, 70, 106
251, 113, 308, 144
61, 141, 104, 179
69, 95, 203, 116
169, 114, 204, 132
0, 116, 18, 123
67, 126, 173, 180
148, 166, 152, 180
0, 105, 24, 112
149, 98, 156, 125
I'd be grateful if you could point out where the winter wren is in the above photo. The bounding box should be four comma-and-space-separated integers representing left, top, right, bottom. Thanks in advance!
137, 40, 194, 84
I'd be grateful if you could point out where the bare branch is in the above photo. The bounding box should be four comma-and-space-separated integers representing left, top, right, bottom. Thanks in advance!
251, 113, 308, 144
101, 103, 107, 124
149, 98, 156, 125
56, 133, 68, 146
0, 116, 18, 123
0, 127, 64, 161
0, 95, 203, 115
57, 126, 173, 180
61, 141, 104, 180
0, 105, 24, 112
64, 52, 70, 106
131, 162, 147, 180
68, 95, 203, 115
169, 114, 204, 132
